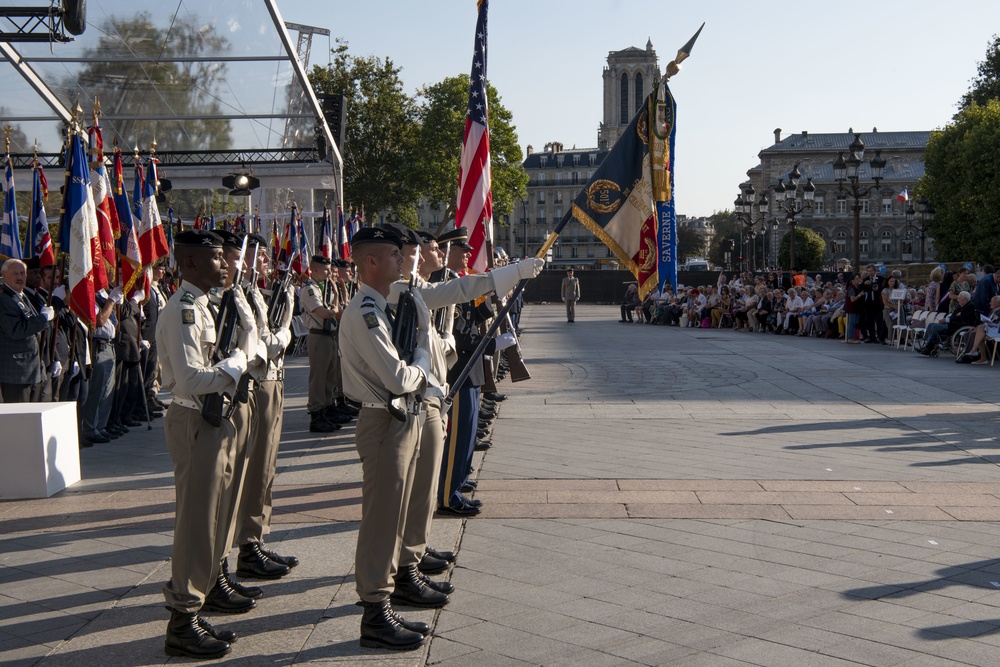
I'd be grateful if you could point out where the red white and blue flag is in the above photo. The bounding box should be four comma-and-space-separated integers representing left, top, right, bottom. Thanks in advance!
1, 152, 22, 260
88, 120, 116, 286
59, 131, 99, 327
338, 206, 351, 260
455, 0, 493, 273
113, 149, 142, 297
137, 158, 170, 274
321, 206, 334, 259
27, 161, 54, 267
897, 187, 909, 203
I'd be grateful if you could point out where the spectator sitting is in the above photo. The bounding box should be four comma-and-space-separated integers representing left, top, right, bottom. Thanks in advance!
919, 290, 978, 355
796, 289, 817, 335
619, 284, 641, 323
816, 289, 845, 338
684, 288, 706, 326
959, 295, 1000, 363
971, 265, 1000, 315
710, 285, 733, 328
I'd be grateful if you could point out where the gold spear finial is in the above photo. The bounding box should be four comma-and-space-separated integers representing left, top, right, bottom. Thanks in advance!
3, 125, 11, 153
664, 22, 705, 81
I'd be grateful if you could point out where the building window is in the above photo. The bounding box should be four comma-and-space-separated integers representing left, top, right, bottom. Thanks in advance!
536, 215, 546, 224
554, 172, 561, 184
537, 191, 545, 204
556, 155, 564, 167
634, 72, 644, 117
859, 231, 869, 255
836, 195, 847, 214
590, 153, 597, 166
620, 72, 629, 125
555, 191, 563, 204
572, 154, 580, 167
814, 198, 825, 215
539, 156, 547, 167
587, 245, 595, 258
835, 231, 846, 254
554, 207, 563, 221
607, 247, 613, 258
555, 245, 562, 258
571, 246, 578, 258
881, 230, 892, 253
860, 200, 870, 215
882, 198, 892, 215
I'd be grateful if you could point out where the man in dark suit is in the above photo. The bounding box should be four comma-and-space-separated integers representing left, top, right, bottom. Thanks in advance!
23, 258, 59, 401
0, 259, 53, 402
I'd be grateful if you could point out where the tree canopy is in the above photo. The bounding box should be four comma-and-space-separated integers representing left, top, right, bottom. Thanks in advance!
777, 227, 825, 271
960, 35, 1000, 112
677, 225, 704, 261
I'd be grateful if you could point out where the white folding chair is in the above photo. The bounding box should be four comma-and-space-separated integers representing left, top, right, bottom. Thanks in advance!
290, 315, 309, 356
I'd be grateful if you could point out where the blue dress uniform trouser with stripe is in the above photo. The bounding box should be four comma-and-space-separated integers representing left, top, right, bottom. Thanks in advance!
439, 381, 479, 509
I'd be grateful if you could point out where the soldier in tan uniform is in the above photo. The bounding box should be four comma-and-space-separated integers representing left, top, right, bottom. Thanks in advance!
386, 226, 542, 604
299, 255, 349, 432
156, 230, 255, 659
338, 227, 433, 651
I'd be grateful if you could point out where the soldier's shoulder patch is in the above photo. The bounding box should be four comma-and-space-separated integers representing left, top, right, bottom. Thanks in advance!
363, 312, 380, 329
181, 309, 196, 325
361, 297, 376, 309
180, 292, 196, 305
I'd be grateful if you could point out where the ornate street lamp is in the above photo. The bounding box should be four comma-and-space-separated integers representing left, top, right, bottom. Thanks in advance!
833, 129, 885, 272
734, 182, 768, 271
905, 197, 934, 264
771, 163, 815, 270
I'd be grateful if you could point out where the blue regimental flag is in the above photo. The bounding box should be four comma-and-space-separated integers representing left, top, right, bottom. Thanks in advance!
1, 153, 22, 259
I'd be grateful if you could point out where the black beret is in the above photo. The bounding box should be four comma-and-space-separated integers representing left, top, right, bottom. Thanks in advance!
353, 226, 402, 249
310, 254, 333, 265
24, 257, 41, 270
437, 226, 473, 250
416, 230, 437, 244
174, 230, 223, 248
381, 223, 420, 246
332, 258, 349, 268
213, 229, 242, 249
245, 232, 267, 248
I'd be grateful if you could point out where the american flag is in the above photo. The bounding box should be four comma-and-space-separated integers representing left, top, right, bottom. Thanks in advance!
456, 0, 493, 273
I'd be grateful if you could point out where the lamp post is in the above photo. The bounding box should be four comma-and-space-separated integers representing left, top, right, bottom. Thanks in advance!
520, 196, 528, 259
833, 130, 886, 272
734, 182, 768, 271
905, 197, 934, 264
771, 163, 815, 270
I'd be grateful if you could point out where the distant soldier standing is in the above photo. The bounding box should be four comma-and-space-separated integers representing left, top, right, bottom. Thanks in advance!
299, 255, 349, 432
561, 268, 580, 322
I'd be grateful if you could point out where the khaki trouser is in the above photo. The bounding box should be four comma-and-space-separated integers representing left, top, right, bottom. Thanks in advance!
398, 397, 445, 569
306, 332, 339, 413
223, 390, 256, 551
355, 406, 420, 602
162, 403, 238, 613
237, 378, 284, 545
565, 299, 576, 321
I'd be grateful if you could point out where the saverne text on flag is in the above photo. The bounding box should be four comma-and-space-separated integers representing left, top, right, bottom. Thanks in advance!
455, 0, 492, 273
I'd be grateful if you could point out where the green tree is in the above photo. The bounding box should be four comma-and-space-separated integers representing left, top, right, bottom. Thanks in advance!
677, 225, 704, 260
706, 211, 739, 268
777, 227, 825, 270
414, 75, 527, 234
960, 35, 1000, 112
919, 99, 1000, 262
310, 40, 421, 224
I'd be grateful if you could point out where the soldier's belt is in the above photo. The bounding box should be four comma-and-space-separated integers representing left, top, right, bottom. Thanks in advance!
309, 328, 334, 336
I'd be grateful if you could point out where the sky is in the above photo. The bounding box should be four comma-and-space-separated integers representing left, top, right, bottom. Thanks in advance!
275, 0, 1000, 218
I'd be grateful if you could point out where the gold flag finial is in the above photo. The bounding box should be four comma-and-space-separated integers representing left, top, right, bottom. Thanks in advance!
3, 125, 11, 153
664, 22, 705, 81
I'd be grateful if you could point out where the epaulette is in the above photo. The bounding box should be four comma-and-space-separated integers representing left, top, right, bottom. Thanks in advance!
180, 292, 196, 305
361, 296, 377, 309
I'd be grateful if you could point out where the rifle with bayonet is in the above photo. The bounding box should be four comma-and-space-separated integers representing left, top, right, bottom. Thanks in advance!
202, 234, 249, 427
388, 245, 423, 421
266, 270, 294, 331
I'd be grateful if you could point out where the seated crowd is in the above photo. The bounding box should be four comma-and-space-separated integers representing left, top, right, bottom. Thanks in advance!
625, 265, 1000, 364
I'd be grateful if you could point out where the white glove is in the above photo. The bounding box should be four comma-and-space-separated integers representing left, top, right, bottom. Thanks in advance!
490, 261, 535, 296
70, 361, 80, 378
50, 360, 62, 377
214, 349, 247, 384
233, 287, 255, 331
131, 291, 144, 305
411, 347, 431, 376
140, 339, 151, 350
518, 257, 545, 279
108, 286, 124, 304
495, 332, 517, 351
278, 283, 296, 330
52, 285, 67, 301
40, 306, 55, 321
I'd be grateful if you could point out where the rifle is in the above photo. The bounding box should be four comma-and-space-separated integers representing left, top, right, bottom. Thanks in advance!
202, 235, 249, 427
387, 246, 422, 421
266, 270, 294, 331
434, 242, 452, 334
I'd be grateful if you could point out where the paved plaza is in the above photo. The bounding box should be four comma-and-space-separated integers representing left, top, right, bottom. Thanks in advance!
4, 303, 1000, 666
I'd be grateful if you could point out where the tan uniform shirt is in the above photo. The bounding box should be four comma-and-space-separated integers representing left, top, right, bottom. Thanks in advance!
298, 279, 333, 330
339, 283, 426, 405
156, 284, 236, 405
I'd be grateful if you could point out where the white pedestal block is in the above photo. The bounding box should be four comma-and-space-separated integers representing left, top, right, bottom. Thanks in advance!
0, 402, 81, 499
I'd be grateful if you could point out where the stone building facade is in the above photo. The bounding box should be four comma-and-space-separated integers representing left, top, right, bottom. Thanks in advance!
745, 128, 933, 268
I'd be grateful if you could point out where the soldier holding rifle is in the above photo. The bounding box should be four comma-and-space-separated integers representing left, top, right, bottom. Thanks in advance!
156, 230, 256, 659
300, 255, 349, 432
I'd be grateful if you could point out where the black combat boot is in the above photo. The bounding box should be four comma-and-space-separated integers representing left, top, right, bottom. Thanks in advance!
257, 542, 300, 568
417, 570, 455, 595
391, 564, 450, 608
359, 599, 425, 650
237, 542, 290, 580
164, 608, 231, 659
203, 573, 256, 613
417, 552, 449, 575
222, 557, 262, 599
310, 412, 340, 432
338, 396, 360, 416
323, 403, 353, 424
388, 605, 431, 636
425, 546, 456, 563
197, 614, 238, 644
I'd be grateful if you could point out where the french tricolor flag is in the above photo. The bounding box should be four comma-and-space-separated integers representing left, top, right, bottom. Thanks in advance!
897, 187, 909, 203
